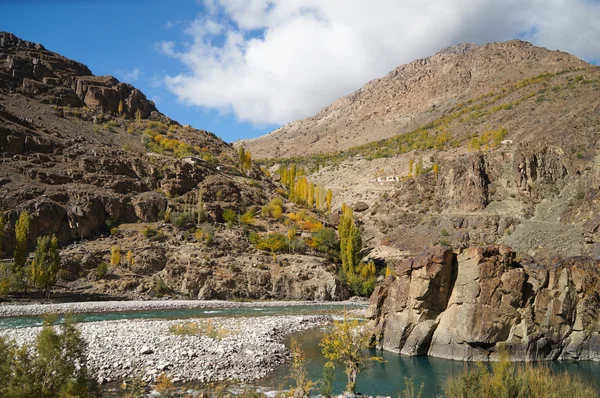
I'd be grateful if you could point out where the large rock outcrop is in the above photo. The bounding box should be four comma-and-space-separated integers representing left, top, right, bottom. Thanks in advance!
367, 245, 600, 361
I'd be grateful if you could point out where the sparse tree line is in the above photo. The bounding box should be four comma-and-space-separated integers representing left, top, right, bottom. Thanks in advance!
0, 211, 62, 299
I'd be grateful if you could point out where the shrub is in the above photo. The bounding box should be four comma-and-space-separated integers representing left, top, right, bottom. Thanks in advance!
95, 262, 108, 279
240, 209, 256, 225
141, 226, 158, 238
261, 198, 284, 220
194, 223, 215, 244
254, 233, 289, 253
171, 212, 194, 228
442, 359, 596, 398
222, 208, 237, 227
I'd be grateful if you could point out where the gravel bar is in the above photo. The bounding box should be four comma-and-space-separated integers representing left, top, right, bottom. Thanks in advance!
0, 299, 366, 318
0, 315, 331, 384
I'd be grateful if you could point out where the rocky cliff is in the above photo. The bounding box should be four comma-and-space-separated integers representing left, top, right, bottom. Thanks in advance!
367, 245, 600, 361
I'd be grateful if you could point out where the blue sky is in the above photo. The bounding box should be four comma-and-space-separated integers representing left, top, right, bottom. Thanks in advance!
2, 1, 599, 143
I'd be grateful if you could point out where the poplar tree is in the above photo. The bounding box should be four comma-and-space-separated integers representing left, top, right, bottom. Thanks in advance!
13, 210, 30, 274
117, 100, 123, 116
325, 190, 333, 213
30, 235, 60, 298
308, 182, 315, 208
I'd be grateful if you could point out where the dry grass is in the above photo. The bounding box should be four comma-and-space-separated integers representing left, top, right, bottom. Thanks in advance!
441, 359, 597, 398
168, 319, 236, 340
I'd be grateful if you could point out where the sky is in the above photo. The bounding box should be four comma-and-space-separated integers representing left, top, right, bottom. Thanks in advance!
1, 0, 599, 143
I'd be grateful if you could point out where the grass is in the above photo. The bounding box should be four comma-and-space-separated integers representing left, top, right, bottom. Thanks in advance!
441, 359, 597, 398
169, 319, 236, 340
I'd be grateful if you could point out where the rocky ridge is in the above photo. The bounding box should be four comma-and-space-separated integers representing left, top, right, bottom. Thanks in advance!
367, 245, 600, 361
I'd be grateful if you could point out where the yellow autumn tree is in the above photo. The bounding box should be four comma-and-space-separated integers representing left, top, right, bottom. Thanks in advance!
110, 245, 121, 266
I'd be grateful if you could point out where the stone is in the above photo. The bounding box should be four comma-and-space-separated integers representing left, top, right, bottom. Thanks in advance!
140, 346, 154, 355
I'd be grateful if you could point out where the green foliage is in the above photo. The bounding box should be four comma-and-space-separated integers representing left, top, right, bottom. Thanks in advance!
30, 235, 60, 298
14, 210, 30, 274
195, 223, 215, 244
94, 262, 108, 280
320, 362, 336, 398
0, 317, 99, 397
320, 313, 381, 394
313, 227, 339, 253
254, 233, 289, 253
442, 359, 596, 398
261, 198, 284, 220
171, 211, 194, 228
141, 226, 158, 238
289, 338, 314, 397
222, 208, 237, 228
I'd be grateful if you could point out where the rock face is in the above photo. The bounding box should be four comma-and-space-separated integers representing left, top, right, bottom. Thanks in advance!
367, 245, 600, 361
0, 32, 159, 118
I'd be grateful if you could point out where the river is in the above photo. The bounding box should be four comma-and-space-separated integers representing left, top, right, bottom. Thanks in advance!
2, 303, 600, 397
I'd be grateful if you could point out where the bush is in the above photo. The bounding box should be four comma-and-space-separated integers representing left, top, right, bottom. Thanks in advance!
222, 208, 237, 227
94, 262, 108, 280
443, 359, 597, 398
171, 212, 194, 228
141, 226, 158, 238
254, 233, 289, 253
194, 223, 215, 244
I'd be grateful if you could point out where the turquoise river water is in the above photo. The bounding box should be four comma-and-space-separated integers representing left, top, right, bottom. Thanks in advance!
2, 304, 600, 397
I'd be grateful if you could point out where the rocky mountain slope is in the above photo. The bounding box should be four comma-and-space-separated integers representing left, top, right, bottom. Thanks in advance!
248, 40, 600, 262
244, 40, 589, 159
0, 32, 345, 300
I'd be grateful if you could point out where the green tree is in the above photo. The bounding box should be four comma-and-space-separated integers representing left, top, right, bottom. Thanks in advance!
30, 235, 60, 299
0, 316, 99, 397
13, 210, 30, 275
338, 204, 361, 276
320, 313, 380, 394
289, 338, 313, 397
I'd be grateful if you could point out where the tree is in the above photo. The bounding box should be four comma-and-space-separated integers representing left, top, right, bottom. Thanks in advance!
243, 151, 252, 171
135, 109, 142, 124
433, 163, 440, 182
325, 190, 333, 213
289, 338, 313, 397
338, 204, 361, 276
408, 158, 414, 177
117, 100, 123, 116
13, 210, 30, 275
0, 316, 99, 397
320, 313, 381, 394
238, 143, 246, 166
110, 245, 121, 266
126, 250, 134, 267
308, 182, 315, 208
30, 235, 60, 299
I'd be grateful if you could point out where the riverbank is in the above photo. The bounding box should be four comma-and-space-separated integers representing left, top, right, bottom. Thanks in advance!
0, 299, 366, 318
0, 315, 331, 384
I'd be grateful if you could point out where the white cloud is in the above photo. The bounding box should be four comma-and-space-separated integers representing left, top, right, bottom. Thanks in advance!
159, 0, 600, 126
118, 67, 142, 82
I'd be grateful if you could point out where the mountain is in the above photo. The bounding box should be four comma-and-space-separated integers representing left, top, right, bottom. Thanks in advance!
0, 32, 345, 300
245, 40, 600, 261
243, 40, 589, 159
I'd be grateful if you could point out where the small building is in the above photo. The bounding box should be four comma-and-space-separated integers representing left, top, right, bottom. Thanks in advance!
181, 156, 205, 165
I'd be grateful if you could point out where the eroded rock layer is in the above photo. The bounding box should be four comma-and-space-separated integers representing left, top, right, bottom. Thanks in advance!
367, 245, 600, 361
